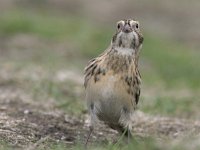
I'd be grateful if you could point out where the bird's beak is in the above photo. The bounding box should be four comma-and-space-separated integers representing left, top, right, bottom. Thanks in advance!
122, 24, 132, 33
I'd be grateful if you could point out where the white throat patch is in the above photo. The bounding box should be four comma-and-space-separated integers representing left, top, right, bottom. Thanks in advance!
115, 47, 134, 55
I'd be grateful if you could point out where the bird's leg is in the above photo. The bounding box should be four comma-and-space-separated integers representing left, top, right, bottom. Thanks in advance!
85, 126, 93, 147
123, 127, 132, 144
116, 127, 130, 144
127, 128, 132, 144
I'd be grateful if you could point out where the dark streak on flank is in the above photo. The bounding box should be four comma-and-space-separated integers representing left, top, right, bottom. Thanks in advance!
135, 76, 140, 84
91, 65, 97, 75
125, 76, 133, 86
96, 68, 101, 75
127, 89, 131, 94
112, 33, 117, 43
135, 89, 140, 104
119, 38, 122, 47
102, 69, 106, 75
94, 75, 99, 82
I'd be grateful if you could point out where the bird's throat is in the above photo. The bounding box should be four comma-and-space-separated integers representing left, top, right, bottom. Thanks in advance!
114, 47, 136, 56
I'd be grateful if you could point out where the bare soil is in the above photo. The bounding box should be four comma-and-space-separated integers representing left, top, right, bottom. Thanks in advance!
0, 86, 117, 149
1, 84, 200, 149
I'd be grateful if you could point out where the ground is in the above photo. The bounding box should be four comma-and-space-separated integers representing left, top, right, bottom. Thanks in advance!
0, 68, 200, 150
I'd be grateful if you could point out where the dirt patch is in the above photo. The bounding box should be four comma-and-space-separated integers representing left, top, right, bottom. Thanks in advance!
0, 87, 117, 149
0, 68, 200, 149
1, 87, 200, 149
132, 111, 200, 139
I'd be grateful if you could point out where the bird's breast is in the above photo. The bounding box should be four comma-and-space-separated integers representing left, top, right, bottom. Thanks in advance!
86, 70, 134, 109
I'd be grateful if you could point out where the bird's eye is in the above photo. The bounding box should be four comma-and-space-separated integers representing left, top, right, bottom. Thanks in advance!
117, 24, 121, 29
135, 23, 139, 29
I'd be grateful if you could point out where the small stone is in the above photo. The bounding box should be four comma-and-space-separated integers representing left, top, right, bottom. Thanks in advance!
61, 136, 66, 140
24, 109, 30, 114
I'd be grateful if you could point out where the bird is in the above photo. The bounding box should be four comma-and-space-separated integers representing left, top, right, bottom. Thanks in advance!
84, 19, 143, 144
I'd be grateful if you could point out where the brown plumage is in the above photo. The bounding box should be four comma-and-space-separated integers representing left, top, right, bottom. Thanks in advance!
84, 19, 143, 144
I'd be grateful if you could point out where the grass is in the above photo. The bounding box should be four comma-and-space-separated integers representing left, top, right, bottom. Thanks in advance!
142, 34, 200, 89
1, 9, 200, 88
0, 137, 194, 150
26, 76, 85, 115
0, 9, 111, 57
141, 95, 200, 118
0, 141, 13, 150
40, 137, 192, 150
42, 136, 161, 150
0, 136, 198, 150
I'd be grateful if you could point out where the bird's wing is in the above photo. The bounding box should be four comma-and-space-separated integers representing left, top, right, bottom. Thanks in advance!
134, 69, 141, 105
84, 57, 98, 88
135, 87, 140, 105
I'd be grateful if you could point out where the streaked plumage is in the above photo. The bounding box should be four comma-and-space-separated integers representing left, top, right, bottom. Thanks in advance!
84, 19, 143, 143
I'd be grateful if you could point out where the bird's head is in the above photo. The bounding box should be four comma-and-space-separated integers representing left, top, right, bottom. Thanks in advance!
111, 19, 143, 51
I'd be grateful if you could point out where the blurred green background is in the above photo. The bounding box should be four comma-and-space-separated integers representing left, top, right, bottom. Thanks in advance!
0, 0, 200, 149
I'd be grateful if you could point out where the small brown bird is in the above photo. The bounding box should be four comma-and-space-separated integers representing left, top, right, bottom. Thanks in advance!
84, 19, 143, 143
